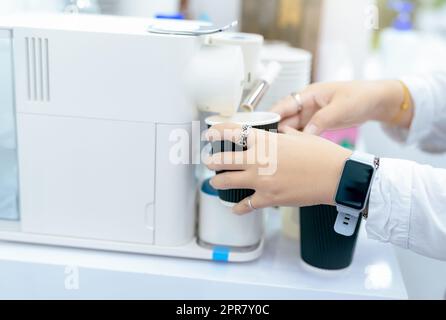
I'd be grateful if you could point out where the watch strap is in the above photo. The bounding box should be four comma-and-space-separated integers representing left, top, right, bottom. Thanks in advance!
350, 151, 376, 165
334, 151, 376, 237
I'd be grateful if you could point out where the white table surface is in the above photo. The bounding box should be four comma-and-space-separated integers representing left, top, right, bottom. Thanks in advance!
0, 209, 407, 300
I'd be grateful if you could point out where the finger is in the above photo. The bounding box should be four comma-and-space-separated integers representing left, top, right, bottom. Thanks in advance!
293, 95, 321, 130
270, 95, 301, 119
206, 123, 261, 149
303, 102, 341, 135
232, 193, 270, 215
278, 115, 300, 132
280, 125, 302, 136
205, 123, 241, 143
293, 85, 337, 130
205, 151, 249, 171
210, 171, 254, 190
273, 93, 322, 132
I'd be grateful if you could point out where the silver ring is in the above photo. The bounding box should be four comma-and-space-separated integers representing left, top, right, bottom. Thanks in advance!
290, 92, 303, 112
237, 124, 252, 148
247, 197, 256, 211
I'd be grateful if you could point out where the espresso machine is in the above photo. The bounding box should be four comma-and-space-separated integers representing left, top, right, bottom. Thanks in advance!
0, 14, 279, 262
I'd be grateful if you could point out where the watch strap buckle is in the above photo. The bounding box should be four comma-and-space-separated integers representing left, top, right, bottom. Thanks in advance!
334, 211, 359, 237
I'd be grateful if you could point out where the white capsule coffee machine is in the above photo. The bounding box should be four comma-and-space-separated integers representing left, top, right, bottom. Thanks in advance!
0, 14, 284, 262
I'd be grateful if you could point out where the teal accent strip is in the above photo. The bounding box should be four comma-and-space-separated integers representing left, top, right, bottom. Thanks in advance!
201, 178, 219, 196
212, 246, 230, 262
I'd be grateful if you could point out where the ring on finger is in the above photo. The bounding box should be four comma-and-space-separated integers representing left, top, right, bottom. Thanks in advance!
247, 196, 256, 211
290, 92, 303, 112
237, 124, 252, 148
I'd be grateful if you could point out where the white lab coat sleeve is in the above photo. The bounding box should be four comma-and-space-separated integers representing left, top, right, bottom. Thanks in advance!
366, 72, 446, 260
382, 72, 446, 152
367, 158, 446, 260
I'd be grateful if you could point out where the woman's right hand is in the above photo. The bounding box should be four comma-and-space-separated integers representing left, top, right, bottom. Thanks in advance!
271, 80, 414, 135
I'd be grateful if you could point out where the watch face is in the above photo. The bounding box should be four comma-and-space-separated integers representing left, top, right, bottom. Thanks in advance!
335, 160, 374, 210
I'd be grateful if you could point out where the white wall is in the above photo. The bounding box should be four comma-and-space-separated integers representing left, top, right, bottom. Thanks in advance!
98, 0, 179, 17
0, 1, 180, 16
0, 0, 67, 15
317, 0, 375, 81
1, 0, 95, 15
188, 0, 241, 29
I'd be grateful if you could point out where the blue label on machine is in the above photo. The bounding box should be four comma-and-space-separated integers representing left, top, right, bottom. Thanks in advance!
212, 246, 230, 262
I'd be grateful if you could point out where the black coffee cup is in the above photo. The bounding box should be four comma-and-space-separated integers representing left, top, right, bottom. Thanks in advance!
205, 112, 280, 206
300, 205, 361, 270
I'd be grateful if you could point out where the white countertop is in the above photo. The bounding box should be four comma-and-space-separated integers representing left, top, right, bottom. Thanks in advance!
0, 209, 407, 300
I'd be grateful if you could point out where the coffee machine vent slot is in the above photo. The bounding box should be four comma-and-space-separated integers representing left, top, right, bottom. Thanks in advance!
25, 37, 50, 102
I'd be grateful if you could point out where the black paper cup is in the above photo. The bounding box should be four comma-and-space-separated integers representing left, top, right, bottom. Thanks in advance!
300, 205, 361, 270
205, 112, 280, 206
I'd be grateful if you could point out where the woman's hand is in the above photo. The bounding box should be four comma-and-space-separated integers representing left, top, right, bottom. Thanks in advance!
205, 124, 352, 214
271, 80, 414, 135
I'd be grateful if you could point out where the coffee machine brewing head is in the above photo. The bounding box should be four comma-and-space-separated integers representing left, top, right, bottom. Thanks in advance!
185, 45, 245, 117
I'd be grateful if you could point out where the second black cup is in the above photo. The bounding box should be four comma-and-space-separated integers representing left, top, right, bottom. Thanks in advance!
300, 205, 361, 270
205, 112, 280, 206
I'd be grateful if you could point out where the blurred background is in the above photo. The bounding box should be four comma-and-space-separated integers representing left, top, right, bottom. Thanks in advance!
1, 0, 445, 299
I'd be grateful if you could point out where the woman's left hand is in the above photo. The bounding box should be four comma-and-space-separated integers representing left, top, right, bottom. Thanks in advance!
205, 124, 353, 214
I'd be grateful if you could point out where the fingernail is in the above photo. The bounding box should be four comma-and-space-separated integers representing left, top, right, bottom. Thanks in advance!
304, 124, 319, 135
232, 207, 247, 215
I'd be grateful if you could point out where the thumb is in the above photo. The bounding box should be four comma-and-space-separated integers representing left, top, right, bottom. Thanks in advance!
281, 125, 302, 136
303, 104, 340, 135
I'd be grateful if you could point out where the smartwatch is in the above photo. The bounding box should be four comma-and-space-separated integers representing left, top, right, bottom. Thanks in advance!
334, 151, 379, 236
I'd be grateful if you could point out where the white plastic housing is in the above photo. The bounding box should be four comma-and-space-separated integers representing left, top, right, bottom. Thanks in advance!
0, 14, 263, 261
207, 32, 264, 90
185, 44, 245, 117
0, 15, 202, 247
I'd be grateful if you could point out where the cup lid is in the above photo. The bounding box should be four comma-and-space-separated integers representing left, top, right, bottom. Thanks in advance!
205, 112, 281, 127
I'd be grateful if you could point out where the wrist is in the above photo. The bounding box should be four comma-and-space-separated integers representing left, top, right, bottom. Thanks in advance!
375, 80, 414, 129
323, 147, 353, 206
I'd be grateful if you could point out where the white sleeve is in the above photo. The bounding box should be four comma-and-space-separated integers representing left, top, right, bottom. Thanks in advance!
383, 72, 446, 153
366, 158, 446, 260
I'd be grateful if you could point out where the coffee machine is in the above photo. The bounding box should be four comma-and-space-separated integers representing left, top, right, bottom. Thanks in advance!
0, 14, 276, 262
